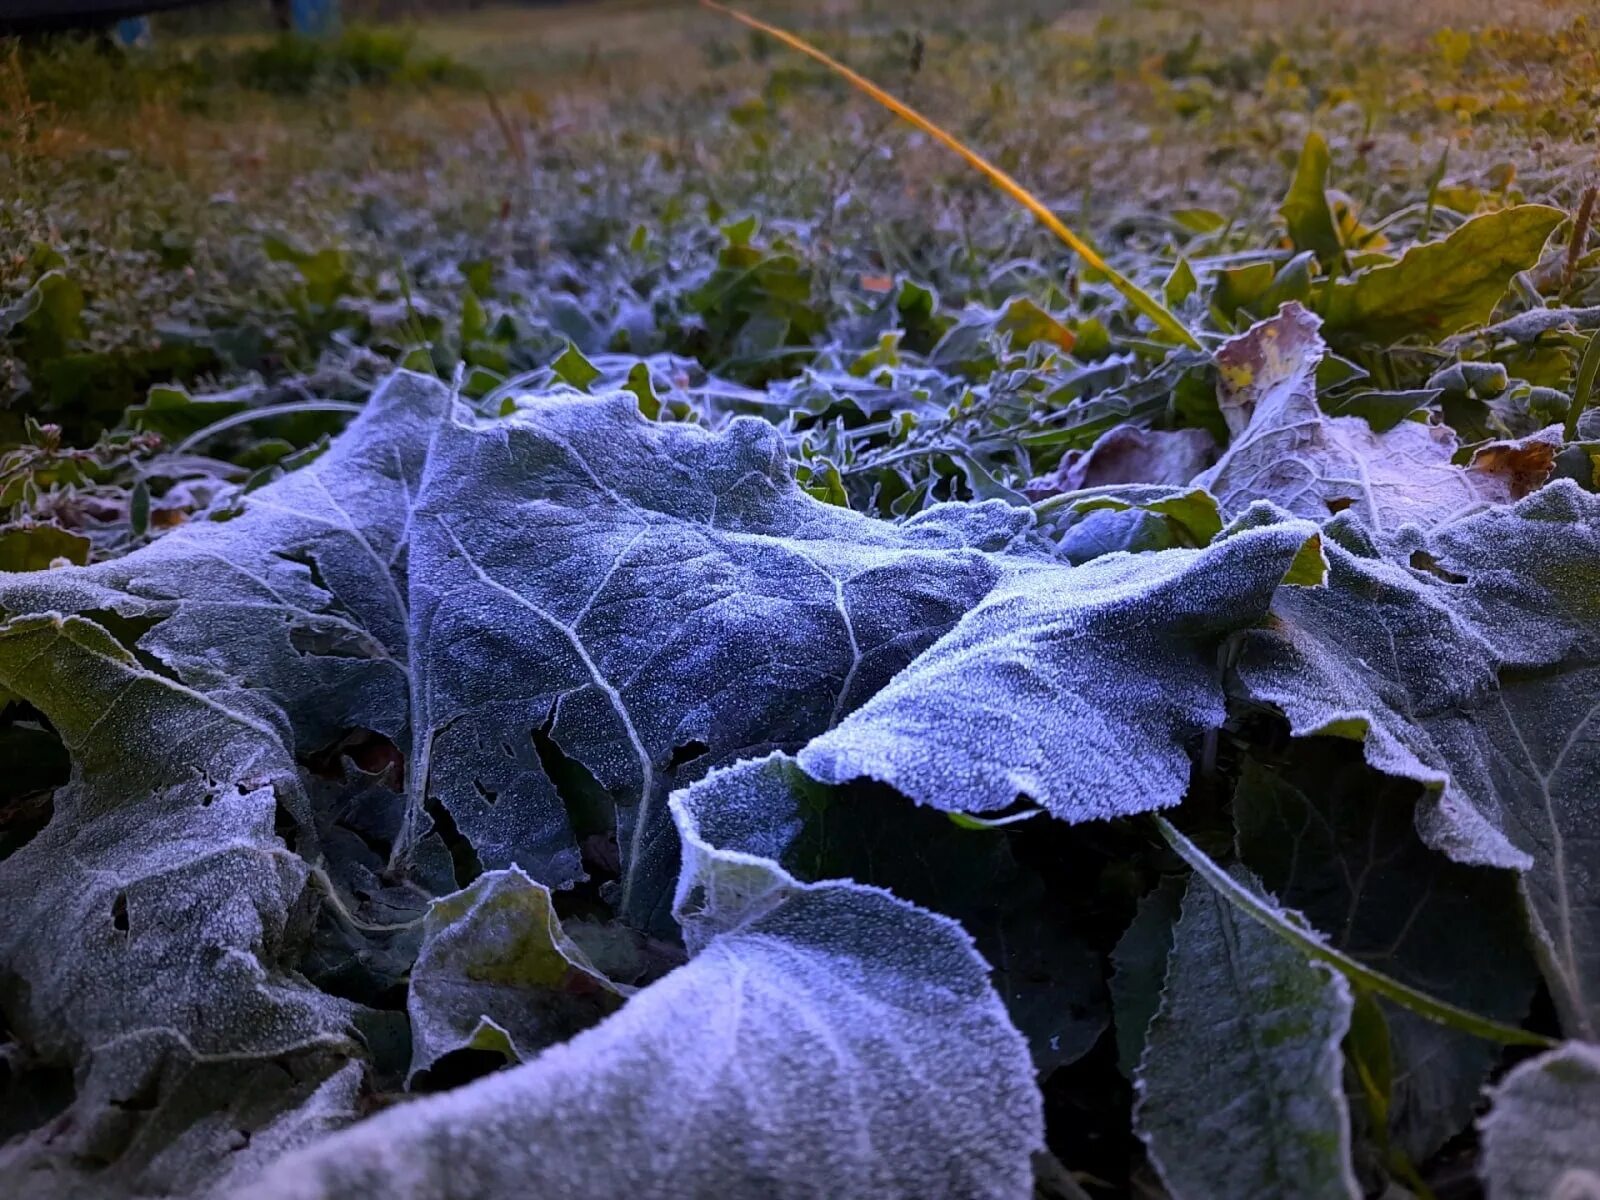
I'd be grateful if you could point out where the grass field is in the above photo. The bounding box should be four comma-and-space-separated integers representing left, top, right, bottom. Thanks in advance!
4, 0, 1597, 459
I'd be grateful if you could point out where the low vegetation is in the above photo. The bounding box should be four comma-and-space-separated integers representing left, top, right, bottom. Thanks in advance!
2, 1, 1598, 1196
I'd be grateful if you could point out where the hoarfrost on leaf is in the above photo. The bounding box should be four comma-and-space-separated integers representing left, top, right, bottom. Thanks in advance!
1479, 1040, 1600, 1200
1237, 483, 1600, 1039
241, 781, 1045, 1200
1133, 870, 1359, 1200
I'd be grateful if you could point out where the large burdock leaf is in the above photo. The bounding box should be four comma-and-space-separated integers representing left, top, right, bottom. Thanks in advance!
1234, 752, 1538, 1160
0, 376, 450, 1196
1197, 305, 1546, 529
241, 777, 1045, 1200
1315, 205, 1564, 343
1133, 871, 1359, 1200
1237, 483, 1600, 1039
403, 389, 1034, 930
1479, 1041, 1600, 1200
671, 753, 1108, 1070
798, 508, 1321, 821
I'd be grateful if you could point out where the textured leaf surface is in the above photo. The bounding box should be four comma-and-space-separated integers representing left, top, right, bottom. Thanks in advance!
1479, 1041, 1600, 1200
1198, 305, 1534, 529
1234, 752, 1538, 1160
243, 784, 1044, 1200
799, 509, 1319, 820
1238, 484, 1600, 1038
406, 867, 624, 1082
672, 753, 1107, 1069
1134, 871, 1359, 1200
405, 386, 1036, 929
1315, 205, 1564, 343
0, 376, 446, 1196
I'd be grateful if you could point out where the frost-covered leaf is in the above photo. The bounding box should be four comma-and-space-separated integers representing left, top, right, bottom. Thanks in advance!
672, 753, 1107, 1070
404, 388, 1038, 930
1198, 305, 1543, 529
0, 377, 448, 1196
407, 867, 625, 1083
243, 786, 1044, 1200
1237, 483, 1600, 1038
1234, 751, 1538, 1160
799, 510, 1320, 821
1479, 1041, 1600, 1200
1315, 205, 1564, 344
1133, 871, 1359, 1200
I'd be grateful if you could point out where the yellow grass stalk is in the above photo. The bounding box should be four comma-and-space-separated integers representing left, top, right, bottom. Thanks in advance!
700, 0, 1204, 352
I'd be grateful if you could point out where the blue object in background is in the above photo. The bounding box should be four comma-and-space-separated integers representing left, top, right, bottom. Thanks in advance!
114, 15, 151, 45
291, 0, 338, 36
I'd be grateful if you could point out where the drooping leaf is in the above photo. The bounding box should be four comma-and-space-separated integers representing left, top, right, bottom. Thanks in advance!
1479, 1041, 1600, 1200
1133, 871, 1360, 1200
242, 786, 1045, 1200
1234, 751, 1539, 1160
406, 866, 625, 1083
670, 753, 1108, 1071
0, 618, 360, 1196
1315, 205, 1564, 344
1237, 483, 1600, 1039
0, 379, 455, 1197
799, 509, 1321, 821
1198, 305, 1547, 529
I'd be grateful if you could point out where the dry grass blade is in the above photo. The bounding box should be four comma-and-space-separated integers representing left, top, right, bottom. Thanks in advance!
699, 0, 1204, 352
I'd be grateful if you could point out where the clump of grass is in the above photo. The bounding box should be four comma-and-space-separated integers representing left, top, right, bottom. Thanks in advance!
8, 24, 480, 115
236, 26, 481, 94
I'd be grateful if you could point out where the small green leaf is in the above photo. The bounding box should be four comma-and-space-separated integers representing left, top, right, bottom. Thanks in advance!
552, 343, 602, 392
129, 481, 151, 538
1281, 132, 1344, 267
1163, 257, 1197, 306
624, 362, 662, 419
0, 525, 91, 572
1316, 205, 1565, 343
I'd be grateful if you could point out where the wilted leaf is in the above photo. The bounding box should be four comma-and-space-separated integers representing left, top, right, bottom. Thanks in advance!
1198, 305, 1548, 528
1315, 205, 1564, 343
1479, 1041, 1600, 1200
1133, 871, 1359, 1200
1024, 424, 1217, 498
